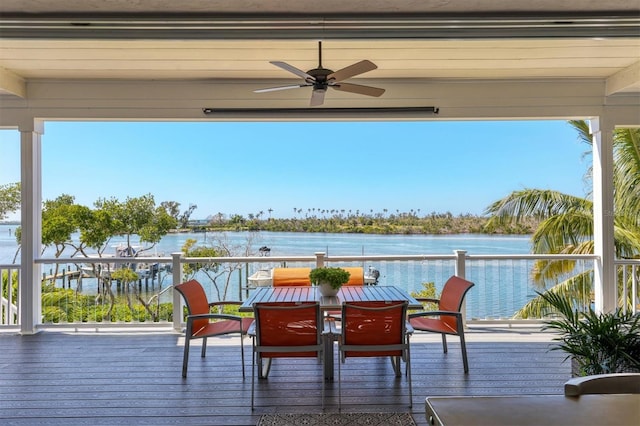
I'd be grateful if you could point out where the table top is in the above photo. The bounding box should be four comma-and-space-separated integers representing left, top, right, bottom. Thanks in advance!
239, 285, 422, 312
425, 394, 640, 426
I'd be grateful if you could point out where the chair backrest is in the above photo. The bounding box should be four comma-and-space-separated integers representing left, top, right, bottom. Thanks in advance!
438, 276, 475, 330
271, 267, 312, 286
564, 373, 640, 396
253, 302, 321, 358
341, 301, 408, 358
342, 267, 364, 286
174, 279, 210, 335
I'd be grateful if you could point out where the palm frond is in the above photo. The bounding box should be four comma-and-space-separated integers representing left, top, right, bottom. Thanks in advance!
484, 189, 591, 228
614, 128, 640, 226
514, 271, 593, 319
531, 212, 593, 254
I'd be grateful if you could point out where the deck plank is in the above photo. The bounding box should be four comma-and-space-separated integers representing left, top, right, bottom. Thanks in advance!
0, 327, 569, 426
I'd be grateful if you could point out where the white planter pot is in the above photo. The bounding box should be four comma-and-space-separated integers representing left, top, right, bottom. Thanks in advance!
318, 282, 340, 297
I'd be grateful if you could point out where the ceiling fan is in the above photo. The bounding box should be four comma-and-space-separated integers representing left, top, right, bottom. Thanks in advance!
254, 41, 385, 106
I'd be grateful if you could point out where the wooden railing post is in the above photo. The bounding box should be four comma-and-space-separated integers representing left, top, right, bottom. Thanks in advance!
315, 252, 326, 268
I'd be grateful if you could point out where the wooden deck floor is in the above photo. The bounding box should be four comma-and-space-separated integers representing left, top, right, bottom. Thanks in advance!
0, 326, 570, 426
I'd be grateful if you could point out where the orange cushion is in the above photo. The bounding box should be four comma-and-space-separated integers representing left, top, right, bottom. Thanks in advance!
342, 267, 364, 286
271, 267, 312, 286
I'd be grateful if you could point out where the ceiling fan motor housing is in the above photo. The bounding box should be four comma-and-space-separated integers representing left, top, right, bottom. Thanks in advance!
307, 67, 333, 90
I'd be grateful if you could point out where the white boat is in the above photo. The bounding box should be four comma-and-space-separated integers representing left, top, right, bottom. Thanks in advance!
80, 244, 167, 280
247, 269, 273, 287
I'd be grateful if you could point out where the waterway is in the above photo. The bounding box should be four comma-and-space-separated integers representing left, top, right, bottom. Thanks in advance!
0, 225, 535, 318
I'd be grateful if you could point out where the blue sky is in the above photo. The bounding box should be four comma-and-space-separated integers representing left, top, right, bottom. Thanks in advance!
0, 120, 589, 221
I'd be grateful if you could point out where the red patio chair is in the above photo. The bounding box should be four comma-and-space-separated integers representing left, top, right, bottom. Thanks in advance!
250, 301, 327, 409
408, 275, 475, 373
174, 279, 253, 378
337, 300, 412, 408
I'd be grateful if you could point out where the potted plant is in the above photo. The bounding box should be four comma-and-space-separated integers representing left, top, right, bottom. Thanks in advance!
309, 267, 351, 297
538, 290, 640, 376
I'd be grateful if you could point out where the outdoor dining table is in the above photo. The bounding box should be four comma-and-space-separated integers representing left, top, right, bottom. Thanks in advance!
239, 285, 422, 379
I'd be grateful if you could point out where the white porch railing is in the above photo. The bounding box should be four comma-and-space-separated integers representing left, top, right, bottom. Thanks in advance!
0, 264, 19, 326
1, 252, 638, 330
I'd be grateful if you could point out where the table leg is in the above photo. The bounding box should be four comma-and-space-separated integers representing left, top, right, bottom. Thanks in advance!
324, 335, 335, 381
258, 357, 272, 379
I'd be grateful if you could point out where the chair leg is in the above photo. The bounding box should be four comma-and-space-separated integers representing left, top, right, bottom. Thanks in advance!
441, 333, 448, 353
251, 342, 256, 409
406, 345, 413, 408
460, 332, 469, 373
240, 333, 245, 378
338, 353, 342, 410
390, 356, 401, 377
182, 338, 191, 378
321, 345, 325, 410
201, 337, 207, 357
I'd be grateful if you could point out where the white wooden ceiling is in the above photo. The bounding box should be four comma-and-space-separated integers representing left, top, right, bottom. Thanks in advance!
0, 0, 638, 108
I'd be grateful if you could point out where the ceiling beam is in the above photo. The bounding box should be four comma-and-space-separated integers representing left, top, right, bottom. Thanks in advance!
0, 67, 25, 98
606, 61, 640, 96
1, 14, 639, 40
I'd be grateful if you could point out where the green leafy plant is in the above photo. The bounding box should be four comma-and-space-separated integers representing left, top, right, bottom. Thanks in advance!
309, 267, 351, 290
539, 290, 640, 376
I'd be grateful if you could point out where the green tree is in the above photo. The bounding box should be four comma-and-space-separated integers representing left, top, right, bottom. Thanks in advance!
181, 232, 259, 302
485, 121, 640, 317
0, 182, 20, 220
160, 201, 181, 221
94, 194, 177, 255
40, 195, 94, 281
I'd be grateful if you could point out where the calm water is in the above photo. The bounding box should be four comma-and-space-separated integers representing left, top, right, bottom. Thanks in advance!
0, 225, 534, 318
0, 225, 531, 262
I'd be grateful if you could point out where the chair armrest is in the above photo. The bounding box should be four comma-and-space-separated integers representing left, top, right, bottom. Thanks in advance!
247, 321, 257, 337
564, 373, 640, 396
405, 322, 415, 334
408, 310, 462, 319
414, 297, 439, 304
187, 313, 243, 322
209, 301, 243, 307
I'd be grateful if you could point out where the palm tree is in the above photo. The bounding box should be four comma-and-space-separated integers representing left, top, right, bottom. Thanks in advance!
485, 121, 640, 318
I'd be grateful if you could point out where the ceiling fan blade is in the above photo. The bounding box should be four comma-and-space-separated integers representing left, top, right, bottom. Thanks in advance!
332, 82, 385, 97
327, 60, 377, 82
254, 84, 308, 93
310, 89, 326, 106
270, 61, 315, 81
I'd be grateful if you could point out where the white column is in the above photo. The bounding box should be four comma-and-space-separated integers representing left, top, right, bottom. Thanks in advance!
172, 252, 183, 332
454, 250, 468, 324
454, 250, 467, 279
590, 117, 616, 313
19, 120, 44, 334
